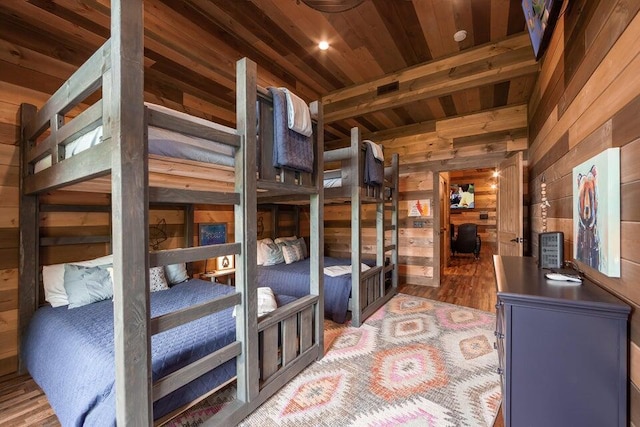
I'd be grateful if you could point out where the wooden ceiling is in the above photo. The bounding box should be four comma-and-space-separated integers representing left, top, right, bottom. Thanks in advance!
0, 0, 536, 147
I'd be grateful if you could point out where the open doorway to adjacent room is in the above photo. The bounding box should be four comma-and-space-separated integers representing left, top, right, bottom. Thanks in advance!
441, 168, 498, 276
432, 153, 524, 286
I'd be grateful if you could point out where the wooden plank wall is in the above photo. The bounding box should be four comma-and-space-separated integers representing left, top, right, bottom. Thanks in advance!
0, 79, 29, 377
398, 170, 434, 286
324, 203, 387, 261
448, 168, 497, 244
527, 1, 640, 423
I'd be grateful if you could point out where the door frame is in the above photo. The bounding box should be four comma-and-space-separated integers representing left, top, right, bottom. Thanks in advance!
431, 154, 512, 286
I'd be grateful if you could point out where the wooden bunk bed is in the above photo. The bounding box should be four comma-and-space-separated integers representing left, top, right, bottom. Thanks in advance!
257, 127, 399, 327
323, 127, 399, 326
18, 1, 323, 425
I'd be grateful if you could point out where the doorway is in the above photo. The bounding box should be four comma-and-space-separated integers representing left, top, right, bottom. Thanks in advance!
432, 154, 524, 286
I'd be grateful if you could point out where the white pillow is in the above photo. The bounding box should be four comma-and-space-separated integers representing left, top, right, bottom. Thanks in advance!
257, 238, 274, 266
257, 287, 277, 317
164, 263, 188, 285
42, 254, 114, 307
274, 236, 297, 244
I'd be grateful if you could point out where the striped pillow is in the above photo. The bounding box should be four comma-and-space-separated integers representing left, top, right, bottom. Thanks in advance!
282, 241, 304, 264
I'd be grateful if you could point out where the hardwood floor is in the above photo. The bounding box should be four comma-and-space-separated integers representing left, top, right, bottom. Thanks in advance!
0, 243, 502, 426
400, 242, 498, 314
0, 372, 59, 426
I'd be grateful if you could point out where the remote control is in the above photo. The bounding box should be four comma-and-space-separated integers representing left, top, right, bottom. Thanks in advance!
545, 273, 582, 283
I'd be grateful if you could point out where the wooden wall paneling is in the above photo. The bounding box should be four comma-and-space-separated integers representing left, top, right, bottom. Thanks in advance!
558, 0, 640, 118
530, 10, 640, 166
0, 308, 18, 376
398, 168, 434, 286
0, 38, 77, 83
632, 341, 640, 394
613, 96, 640, 148
527, 8, 565, 120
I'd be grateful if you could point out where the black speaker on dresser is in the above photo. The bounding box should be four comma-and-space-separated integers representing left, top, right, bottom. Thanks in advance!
538, 231, 563, 269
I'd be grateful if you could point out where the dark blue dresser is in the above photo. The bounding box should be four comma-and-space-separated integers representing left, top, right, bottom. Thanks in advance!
493, 255, 630, 427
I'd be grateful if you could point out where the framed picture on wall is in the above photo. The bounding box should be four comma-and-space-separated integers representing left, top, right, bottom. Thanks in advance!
199, 223, 227, 246
572, 148, 620, 277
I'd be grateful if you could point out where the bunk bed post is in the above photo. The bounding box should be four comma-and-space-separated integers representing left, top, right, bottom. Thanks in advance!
391, 154, 399, 290
184, 204, 195, 276
310, 102, 324, 358
294, 206, 300, 237
235, 57, 259, 403
350, 127, 363, 327
271, 205, 279, 238
18, 103, 39, 374
108, 0, 152, 424
184, 204, 194, 248
376, 173, 385, 295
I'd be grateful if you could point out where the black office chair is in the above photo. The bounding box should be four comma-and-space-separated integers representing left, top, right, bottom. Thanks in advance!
451, 223, 481, 259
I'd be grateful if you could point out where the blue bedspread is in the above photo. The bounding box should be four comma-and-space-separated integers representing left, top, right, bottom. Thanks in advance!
22, 280, 237, 426
269, 87, 314, 173
257, 257, 355, 323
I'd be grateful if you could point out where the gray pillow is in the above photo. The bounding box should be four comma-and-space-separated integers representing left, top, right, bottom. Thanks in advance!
262, 243, 285, 266
63, 264, 113, 309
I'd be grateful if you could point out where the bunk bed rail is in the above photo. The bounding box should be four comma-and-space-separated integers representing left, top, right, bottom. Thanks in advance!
23, 40, 111, 144
258, 295, 320, 386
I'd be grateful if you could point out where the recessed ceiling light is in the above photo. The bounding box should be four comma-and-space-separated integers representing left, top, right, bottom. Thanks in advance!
319, 41, 330, 50
453, 30, 467, 42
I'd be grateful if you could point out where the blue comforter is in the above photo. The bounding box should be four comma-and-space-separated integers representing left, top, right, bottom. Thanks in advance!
269, 87, 314, 173
364, 143, 384, 185
22, 280, 237, 426
257, 257, 355, 323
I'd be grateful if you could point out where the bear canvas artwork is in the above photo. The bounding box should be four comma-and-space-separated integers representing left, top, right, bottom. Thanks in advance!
572, 148, 620, 277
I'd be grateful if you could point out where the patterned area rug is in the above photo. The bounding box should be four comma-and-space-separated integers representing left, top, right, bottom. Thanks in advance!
169, 294, 501, 427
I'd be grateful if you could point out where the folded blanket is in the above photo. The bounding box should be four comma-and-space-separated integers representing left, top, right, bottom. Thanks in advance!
364, 140, 384, 162
364, 141, 384, 185
282, 88, 313, 137
269, 87, 314, 173
324, 263, 371, 277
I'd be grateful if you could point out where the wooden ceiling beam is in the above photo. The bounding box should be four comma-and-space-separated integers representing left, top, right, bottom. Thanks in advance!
327, 103, 527, 148
322, 32, 536, 122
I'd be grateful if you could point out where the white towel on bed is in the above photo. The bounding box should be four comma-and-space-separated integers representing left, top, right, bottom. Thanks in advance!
282, 88, 313, 137
364, 139, 384, 162
324, 263, 371, 277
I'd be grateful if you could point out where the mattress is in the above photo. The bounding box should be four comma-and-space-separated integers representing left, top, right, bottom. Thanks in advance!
33, 103, 236, 173
257, 257, 357, 323
323, 169, 343, 188
323, 177, 343, 188
22, 280, 238, 426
